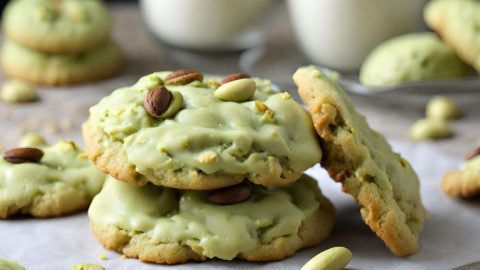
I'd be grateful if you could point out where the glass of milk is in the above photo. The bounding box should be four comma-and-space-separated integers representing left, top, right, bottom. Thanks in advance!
140, 0, 273, 51
287, 0, 426, 71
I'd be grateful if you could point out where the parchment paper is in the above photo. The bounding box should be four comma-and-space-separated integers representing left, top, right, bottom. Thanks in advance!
1, 140, 479, 270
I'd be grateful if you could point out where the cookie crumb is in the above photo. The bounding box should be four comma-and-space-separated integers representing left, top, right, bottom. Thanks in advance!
98, 254, 107, 261
198, 151, 217, 164
281, 92, 291, 100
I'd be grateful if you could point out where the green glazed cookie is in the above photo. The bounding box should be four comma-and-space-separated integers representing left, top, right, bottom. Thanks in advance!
2, 0, 111, 53
294, 66, 427, 256
360, 33, 471, 87
0, 259, 26, 270
425, 0, 480, 73
0, 135, 106, 218
83, 71, 322, 190
1, 39, 122, 85
88, 175, 335, 264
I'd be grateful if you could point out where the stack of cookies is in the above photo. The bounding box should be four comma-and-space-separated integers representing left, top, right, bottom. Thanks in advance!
83, 67, 427, 264
1, 0, 121, 85
83, 70, 335, 264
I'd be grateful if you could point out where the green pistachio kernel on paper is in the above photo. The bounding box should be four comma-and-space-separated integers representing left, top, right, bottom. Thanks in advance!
410, 118, 452, 140
1, 81, 38, 103
19, 133, 46, 147
426, 96, 462, 120
301, 247, 353, 270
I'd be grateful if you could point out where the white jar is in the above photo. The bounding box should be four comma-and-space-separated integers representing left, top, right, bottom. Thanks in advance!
140, 0, 272, 51
287, 0, 426, 71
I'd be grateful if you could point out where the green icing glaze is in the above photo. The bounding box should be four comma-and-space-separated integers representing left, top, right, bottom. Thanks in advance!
0, 139, 105, 212
0, 259, 26, 270
360, 32, 472, 87
89, 175, 322, 260
89, 72, 321, 180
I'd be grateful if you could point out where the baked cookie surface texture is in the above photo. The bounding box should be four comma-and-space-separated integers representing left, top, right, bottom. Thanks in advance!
88, 175, 334, 264
0, 137, 105, 218
2, 0, 111, 53
425, 0, 480, 72
293, 66, 427, 256
83, 71, 322, 189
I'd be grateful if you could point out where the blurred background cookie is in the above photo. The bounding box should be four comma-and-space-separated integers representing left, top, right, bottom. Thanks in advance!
2, 0, 111, 54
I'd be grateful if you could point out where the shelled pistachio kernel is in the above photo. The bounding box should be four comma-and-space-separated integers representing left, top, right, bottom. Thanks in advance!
426, 96, 462, 120
19, 133, 46, 147
301, 247, 352, 270
214, 78, 256, 102
1, 80, 38, 103
410, 118, 452, 140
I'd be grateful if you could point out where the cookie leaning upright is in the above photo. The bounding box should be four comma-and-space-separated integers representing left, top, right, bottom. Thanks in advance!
83, 70, 322, 189
2, 0, 111, 54
425, 0, 480, 72
293, 66, 427, 256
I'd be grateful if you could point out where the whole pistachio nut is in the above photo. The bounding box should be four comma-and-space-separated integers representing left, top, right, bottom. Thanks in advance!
214, 78, 256, 102
3, 147, 44, 164
426, 96, 462, 120
144, 86, 172, 118
165, 70, 203, 85
221, 72, 250, 84
207, 180, 252, 205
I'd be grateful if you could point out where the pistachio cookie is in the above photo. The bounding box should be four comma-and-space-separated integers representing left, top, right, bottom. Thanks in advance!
0, 134, 105, 218
2, 0, 111, 54
425, 0, 480, 72
360, 32, 472, 87
1, 40, 121, 85
88, 175, 334, 264
294, 66, 427, 256
83, 70, 322, 189
442, 147, 480, 198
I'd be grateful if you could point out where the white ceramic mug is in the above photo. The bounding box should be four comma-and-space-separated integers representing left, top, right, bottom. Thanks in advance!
140, 0, 272, 51
287, 0, 426, 71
